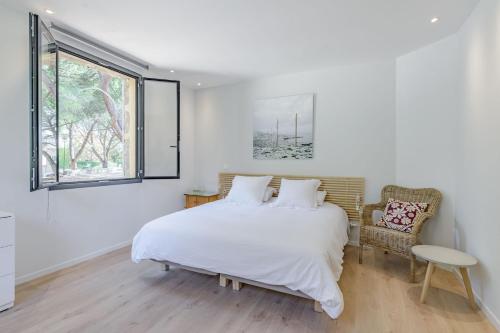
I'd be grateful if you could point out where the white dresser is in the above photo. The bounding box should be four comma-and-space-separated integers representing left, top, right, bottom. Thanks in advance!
0, 211, 14, 312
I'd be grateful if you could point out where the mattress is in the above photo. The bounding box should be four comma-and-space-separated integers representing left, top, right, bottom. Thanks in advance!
131, 198, 349, 318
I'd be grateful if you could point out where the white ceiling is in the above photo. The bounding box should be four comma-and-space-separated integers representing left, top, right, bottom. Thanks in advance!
3, 0, 478, 88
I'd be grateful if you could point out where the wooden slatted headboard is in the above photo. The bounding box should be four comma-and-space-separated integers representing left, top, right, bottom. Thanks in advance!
219, 173, 365, 221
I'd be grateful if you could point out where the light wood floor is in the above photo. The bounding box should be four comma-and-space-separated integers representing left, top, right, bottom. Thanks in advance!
0, 246, 496, 333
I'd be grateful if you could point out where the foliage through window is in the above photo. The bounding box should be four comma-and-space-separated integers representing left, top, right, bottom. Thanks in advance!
54, 51, 136, 183
38, 23, 58, 184
30, 13, 180, 191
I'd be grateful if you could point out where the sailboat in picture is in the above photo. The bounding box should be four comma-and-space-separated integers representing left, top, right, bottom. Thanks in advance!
253, 94, 314, 160
283, 113, 302, 147
275, 119, 279, 147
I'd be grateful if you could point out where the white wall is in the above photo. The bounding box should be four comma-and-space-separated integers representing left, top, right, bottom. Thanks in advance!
456, 0, 500, 327
396, 36, 460, 247
0, 5, 196, 282
396, 0, 500, 327
194, 62, 396, 202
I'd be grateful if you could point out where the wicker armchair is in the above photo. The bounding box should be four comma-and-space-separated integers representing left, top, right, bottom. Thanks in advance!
359, 185, 442, 282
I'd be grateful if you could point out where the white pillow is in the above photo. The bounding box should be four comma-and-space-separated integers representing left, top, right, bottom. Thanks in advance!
317, 190, 327, 206
274, 179, 321, 208
263, 187, 277, 202
226, 176, 273, 205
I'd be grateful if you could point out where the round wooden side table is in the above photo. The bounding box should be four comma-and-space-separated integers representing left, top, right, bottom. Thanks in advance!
411, 245, 478, 309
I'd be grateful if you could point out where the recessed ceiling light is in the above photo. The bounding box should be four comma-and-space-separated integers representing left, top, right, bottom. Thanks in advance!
197, 82, 201, 86
45, 9, 54, 14
431, 17, 439, 23
170, 69, 175, 73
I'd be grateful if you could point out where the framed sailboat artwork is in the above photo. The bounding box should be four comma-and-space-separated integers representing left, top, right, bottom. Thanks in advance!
253, 94, 314, 160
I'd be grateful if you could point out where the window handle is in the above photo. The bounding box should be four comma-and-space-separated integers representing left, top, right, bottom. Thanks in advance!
169, 145, 177, 148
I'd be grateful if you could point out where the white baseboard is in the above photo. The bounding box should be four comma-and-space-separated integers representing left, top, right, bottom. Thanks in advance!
15, 240, 132, 285
450, 268, 500, 331
473, 290, 500, 332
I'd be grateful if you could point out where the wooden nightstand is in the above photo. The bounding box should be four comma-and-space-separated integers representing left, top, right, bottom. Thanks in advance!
184, 192, 219, 209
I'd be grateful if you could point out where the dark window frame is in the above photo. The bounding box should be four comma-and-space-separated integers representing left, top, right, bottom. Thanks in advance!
30, 15, 61, 190
29, 13, 39, 191
48, 45, 142, 191
29, 13, 181, 191
141, 78, 181, 180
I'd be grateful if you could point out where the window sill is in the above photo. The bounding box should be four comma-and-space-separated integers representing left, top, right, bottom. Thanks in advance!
48, 178, 142, 191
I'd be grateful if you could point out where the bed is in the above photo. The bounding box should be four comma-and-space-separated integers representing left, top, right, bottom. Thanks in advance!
132, 173, 365, 319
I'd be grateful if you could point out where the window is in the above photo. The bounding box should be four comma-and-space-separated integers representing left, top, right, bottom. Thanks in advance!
57, 50, 137, 183
37, 20, 58, 185
30, 14, 180, 191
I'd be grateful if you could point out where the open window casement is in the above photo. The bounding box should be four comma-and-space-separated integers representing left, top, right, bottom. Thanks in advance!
30, 13, 59, 190
140, 78, 180, 179
29, 13, 180, 191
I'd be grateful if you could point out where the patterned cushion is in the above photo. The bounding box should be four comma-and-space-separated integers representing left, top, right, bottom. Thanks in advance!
377, 198, 428, 233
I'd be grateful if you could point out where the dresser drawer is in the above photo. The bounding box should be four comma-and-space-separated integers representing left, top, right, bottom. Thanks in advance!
0, 246, 14, 277
0, 273, 14, 308
0, 217, 14, 247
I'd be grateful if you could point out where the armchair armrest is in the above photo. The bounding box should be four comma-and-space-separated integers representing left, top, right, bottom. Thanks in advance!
360, 202, 386, 226
410, 212, 434, 235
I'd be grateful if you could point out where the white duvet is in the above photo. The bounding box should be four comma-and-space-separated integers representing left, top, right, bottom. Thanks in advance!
131, 198, 349, 318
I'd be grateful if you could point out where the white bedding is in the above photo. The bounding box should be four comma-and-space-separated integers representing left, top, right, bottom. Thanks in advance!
131, 198, 349, 318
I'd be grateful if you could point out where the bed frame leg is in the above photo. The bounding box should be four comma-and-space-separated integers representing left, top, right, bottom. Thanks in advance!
232, 279, 242, 291
219, 275, 228, 287
162, 264, 170, 271
314, 301, 324, 313
358, 244, 363, 264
